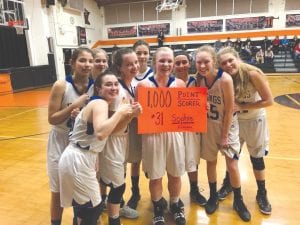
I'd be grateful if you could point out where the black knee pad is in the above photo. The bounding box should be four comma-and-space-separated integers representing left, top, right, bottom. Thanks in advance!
77, 203, 104, 225
250, 156, 265, 170
108, 183, 126, 204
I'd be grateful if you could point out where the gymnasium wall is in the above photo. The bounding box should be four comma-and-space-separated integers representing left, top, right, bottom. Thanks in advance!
94, 0, 300, 49
20, 0, 300, 80
23, 0, 103, 80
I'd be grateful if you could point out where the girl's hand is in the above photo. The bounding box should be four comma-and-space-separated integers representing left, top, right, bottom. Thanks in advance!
219, 137, 229, 150
73, 94, 90, 109
117, 98, 132, 117
70, 108, 80, 119
131, 102, 143, 117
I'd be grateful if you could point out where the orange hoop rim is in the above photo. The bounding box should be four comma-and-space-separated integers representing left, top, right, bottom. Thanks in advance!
8, 20, 25, 27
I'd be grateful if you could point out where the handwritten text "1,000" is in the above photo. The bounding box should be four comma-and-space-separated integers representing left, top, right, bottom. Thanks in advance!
147, 90, 171, 108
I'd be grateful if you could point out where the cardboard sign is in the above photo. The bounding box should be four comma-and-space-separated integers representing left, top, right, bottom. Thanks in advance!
137, 87, 207, 134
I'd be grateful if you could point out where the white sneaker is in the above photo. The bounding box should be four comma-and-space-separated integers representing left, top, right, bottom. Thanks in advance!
119, 205, 139, 219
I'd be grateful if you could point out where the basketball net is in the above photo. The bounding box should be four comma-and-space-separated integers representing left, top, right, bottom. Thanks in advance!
156, 0, 180, 13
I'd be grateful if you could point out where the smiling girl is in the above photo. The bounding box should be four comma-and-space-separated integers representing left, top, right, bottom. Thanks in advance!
59, 71, 133, 225
47, 47, 94, 225
195, 45, 250, 222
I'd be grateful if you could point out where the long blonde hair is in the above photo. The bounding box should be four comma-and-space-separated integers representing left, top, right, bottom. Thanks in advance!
217, 47, 264, 98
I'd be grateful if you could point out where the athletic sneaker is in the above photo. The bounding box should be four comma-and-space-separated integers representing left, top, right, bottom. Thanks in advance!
153, 214, 165, 225
153, 200, 165, 225
170, 200, 186, 225
190, 190, 207, 206
218, 177, 233, 200
256, 190, 272, 215
127, 193, 141, 210
205, 196, 219, 214
233, 197, 251, 222
108, 216, 121, 225
119, 205, 139, 219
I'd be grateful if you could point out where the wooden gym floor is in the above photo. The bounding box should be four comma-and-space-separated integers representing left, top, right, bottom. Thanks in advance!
0, 75, 299, 225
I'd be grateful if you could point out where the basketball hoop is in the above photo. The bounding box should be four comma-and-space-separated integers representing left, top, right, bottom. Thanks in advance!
156, 0, 180, 13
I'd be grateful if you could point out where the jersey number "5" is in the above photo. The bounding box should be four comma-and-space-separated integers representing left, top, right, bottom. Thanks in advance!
208, 104, 219, 120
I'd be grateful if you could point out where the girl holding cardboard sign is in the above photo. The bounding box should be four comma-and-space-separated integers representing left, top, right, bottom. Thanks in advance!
137, 47, 187, 225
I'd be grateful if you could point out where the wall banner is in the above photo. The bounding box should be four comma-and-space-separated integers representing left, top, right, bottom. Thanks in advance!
286, 14, 300, 27
107, 26, 137, 39
226, 16, 273, 31
137, 87, 207, 134
187, 20, 223, 33
138, 23, 170, 36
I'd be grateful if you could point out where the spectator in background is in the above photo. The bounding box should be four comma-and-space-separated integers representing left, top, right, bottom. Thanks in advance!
293, 41, 300, 60
181, 44, 188, 51
280, 35, 289, 57
265, 47, 274, 64
256, 48, 264, 64
111, 44, 119, 65
157, 30, 165, 47
225, 37, 233, 47
214, 39, 223, 52
262, 36, 272, 51
240, 42, 253, 63
234, 38, 243, 53
290, 35, 298, 51
244, 37, 252, 47
271, 36, 280, 54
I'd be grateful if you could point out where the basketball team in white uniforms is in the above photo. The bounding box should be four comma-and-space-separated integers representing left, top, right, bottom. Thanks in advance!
47, 42, 273, 225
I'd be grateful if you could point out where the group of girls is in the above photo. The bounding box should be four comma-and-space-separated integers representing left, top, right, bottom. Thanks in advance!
46, 40, 273, 225
46, 41, 148, 225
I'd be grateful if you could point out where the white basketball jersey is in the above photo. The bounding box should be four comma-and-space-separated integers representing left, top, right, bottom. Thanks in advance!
235, 80, 266, 119
69, 97, 107, 153
197, 69, 224, 123
53, 76, 94, 132
131, 67, 154, 92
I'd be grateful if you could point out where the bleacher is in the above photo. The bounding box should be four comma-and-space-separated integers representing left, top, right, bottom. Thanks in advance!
272, 50, 298, 73
100, 38, 300, 74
